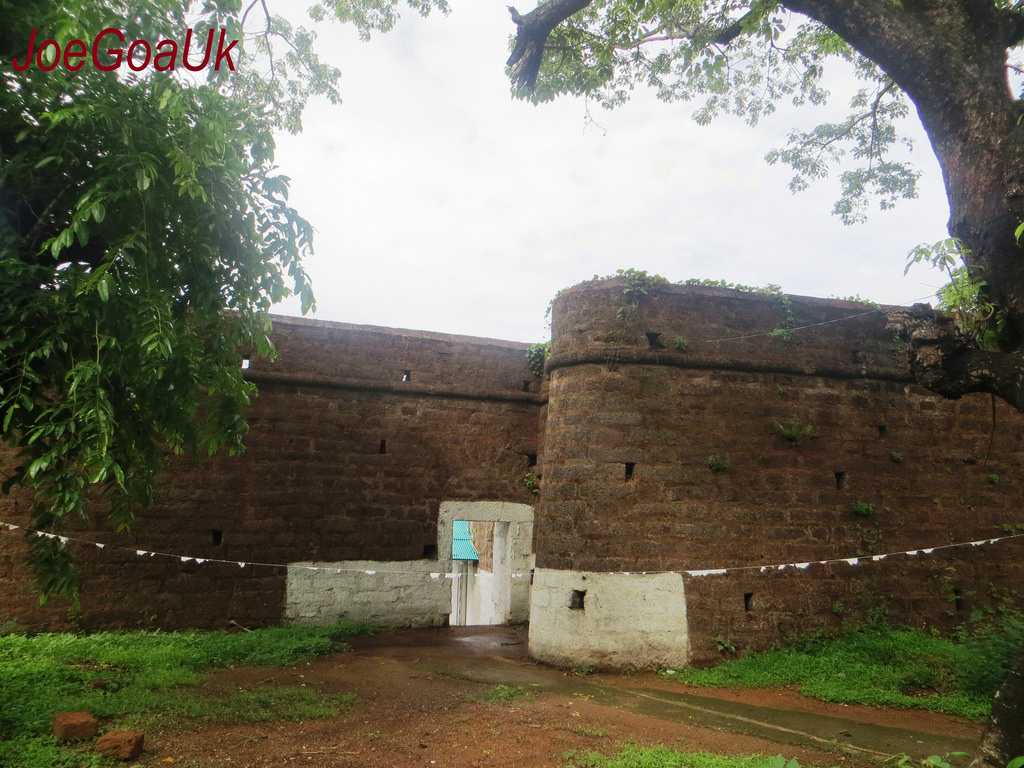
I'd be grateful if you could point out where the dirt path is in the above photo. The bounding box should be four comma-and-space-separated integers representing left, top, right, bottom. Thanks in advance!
140, 626, 982, 768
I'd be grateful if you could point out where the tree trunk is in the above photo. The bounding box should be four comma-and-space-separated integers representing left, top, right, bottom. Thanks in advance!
971, 650, 1024, 768
775, 0, 1024, 437
779, 7, 1024, 764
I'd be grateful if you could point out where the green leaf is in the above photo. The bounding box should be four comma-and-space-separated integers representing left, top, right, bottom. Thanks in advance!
97, 275, 110, 303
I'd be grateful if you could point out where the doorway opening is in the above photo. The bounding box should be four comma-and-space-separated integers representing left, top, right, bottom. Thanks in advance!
438, 501, 534, 628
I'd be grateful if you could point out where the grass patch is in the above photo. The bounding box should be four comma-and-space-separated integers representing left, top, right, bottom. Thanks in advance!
0, 621, 370, 768
566, 745, 798, 768
661, 618, 1024, 720
570, 725, 609, 738
485, 683, 532, 704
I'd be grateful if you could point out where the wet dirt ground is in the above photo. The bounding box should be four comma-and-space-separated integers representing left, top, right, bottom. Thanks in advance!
138, 626, 982, 768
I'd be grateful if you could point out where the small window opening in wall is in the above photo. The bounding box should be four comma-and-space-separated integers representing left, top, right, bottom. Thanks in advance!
210, 529, 223, 546
401, 369, 411, 382
522, 379, 531, 392
527, 453, 538, 467
379, 439, 387, 454
878, 424, 888, 437
834, 470, 847, 490
744, 592, 754, 612
645, 331, 664, 349
423, 544, 437, 559
624, 462, 636, 481
953, 587, 965, 613
569, 589, 586, 610
241, 358, 250, 370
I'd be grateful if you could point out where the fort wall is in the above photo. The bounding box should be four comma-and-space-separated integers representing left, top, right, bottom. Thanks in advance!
528, 279, 1024, 667
0, 317, 540, 630
3, 282, 1022, 670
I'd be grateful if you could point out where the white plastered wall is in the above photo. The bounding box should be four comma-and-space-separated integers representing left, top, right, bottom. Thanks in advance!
285, 500, 533, 627
285, 559, 451, 627
528, 568, 690, 669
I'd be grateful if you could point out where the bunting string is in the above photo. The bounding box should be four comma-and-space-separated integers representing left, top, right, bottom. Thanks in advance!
2, 519, 1020, 581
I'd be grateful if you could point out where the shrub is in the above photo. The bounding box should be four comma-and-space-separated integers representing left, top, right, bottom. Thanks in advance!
773, 418, 816, 445
706, 454, 730, 474
850, 501, 875, 518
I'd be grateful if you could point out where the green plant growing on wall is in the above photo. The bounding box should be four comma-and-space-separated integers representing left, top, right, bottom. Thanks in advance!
829, 295, 882, 309
773, 418, 817, 445
714, 637, 737, 656
522, 472, 541, 496
619, 268, 670, 302
526, 342, 549, 378
684, 279, 797, 339
673, 337, 688, 352
988, 473, 1002, 486
850, 501, 876, 518
707, 454, 730, 474
613, 268, 670, 324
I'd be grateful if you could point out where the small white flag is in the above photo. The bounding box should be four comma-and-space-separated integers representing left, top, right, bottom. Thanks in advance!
970, 540, 985, 547
872, 554, 886, 561
430, 573, 440, 579
180, 556, 192, 563
58, 536, 68, 545
136, 549, 147, 556
795, 562, 811, 570
687, 568, 726, 577
922, 548, 934, 555
95, 543, 105, 549
845, 558, 859, 566
989, 538, 999, 544
237, 562, 245, 568
364, 570, 376, 575
195, 558, 206, 565
907, 550, 919, 556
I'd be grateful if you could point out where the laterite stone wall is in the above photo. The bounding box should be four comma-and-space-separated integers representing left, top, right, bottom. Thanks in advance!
531, 279, 1024, 665
0, 317, 541, 630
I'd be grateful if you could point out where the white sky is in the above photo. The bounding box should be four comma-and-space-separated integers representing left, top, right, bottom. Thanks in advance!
271, 0, 951, 342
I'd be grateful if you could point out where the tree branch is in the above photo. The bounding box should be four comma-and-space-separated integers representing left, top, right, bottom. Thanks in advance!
507, 0, 593, 91
506, 0, 768, 91
887, 306, 1024, 410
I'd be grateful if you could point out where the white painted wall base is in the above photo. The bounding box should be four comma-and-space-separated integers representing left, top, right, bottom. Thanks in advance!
528, 568, 690, 670
285, 560, 451, 627
285, 500, 535, 629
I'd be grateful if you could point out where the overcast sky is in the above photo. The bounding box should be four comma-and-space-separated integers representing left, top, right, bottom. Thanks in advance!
271, 0, 951, 342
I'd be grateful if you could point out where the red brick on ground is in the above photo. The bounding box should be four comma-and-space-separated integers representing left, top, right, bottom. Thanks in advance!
52, 711, 99, 741
95, 730, 144, 760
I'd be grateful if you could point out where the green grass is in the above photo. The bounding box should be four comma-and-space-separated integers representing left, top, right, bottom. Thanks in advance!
661, 618, 1024, 720
0, 621, 370, 768
485, 683, 532, 704
566, 745, 800, 768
